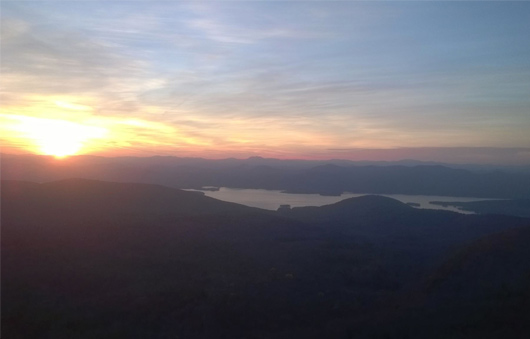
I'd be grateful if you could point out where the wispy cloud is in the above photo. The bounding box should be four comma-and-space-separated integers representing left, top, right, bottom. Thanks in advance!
2, 1, 529, 162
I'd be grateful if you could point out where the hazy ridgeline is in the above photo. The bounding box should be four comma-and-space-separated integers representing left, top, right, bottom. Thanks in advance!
3, 178, 530, 338
4, 154, 530, 198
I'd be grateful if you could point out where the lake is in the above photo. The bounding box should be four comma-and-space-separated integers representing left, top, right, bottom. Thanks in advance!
186, 187, 493, 214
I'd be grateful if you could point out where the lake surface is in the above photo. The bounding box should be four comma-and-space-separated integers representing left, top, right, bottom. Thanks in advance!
186, 187, 493, 214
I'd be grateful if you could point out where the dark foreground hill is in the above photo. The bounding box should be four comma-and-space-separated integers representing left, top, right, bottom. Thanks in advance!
2, 179, 530, 338
393, 226, 530, 339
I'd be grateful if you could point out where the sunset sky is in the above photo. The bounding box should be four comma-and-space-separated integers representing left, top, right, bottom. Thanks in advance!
1, 1, 529, 164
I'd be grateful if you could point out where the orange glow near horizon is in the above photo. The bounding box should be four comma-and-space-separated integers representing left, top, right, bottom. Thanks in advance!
0, 100, 449, 160
0, 113, 214, 158
2, 114, 108, 158
0, 111, 405, 160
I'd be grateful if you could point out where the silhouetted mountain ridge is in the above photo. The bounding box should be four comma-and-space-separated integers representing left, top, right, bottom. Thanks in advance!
3, 178, 262, 218
4, 153, 530, 198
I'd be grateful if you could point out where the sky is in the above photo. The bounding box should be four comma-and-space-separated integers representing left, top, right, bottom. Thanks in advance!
1, 1, 530, 164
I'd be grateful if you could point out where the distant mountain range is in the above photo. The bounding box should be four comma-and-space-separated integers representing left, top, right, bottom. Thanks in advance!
3, 153, 530, 198
3, 179, 530, 338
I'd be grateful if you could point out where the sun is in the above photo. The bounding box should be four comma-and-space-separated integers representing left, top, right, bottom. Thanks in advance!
10, 115, 108, 158
39, 138, 84, 158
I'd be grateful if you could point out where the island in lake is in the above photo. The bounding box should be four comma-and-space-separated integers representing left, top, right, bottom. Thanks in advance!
430, 199, 530, 218
198, 186, 220, 192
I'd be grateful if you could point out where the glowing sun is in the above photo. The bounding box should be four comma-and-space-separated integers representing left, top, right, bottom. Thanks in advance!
13, 116, 108, 157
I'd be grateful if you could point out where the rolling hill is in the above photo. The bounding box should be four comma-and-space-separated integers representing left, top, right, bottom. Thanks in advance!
3, 179, 530, 338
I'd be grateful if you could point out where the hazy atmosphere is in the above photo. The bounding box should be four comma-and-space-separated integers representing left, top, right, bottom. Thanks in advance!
3, 2, 530, 338
2, 1, 530, 163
